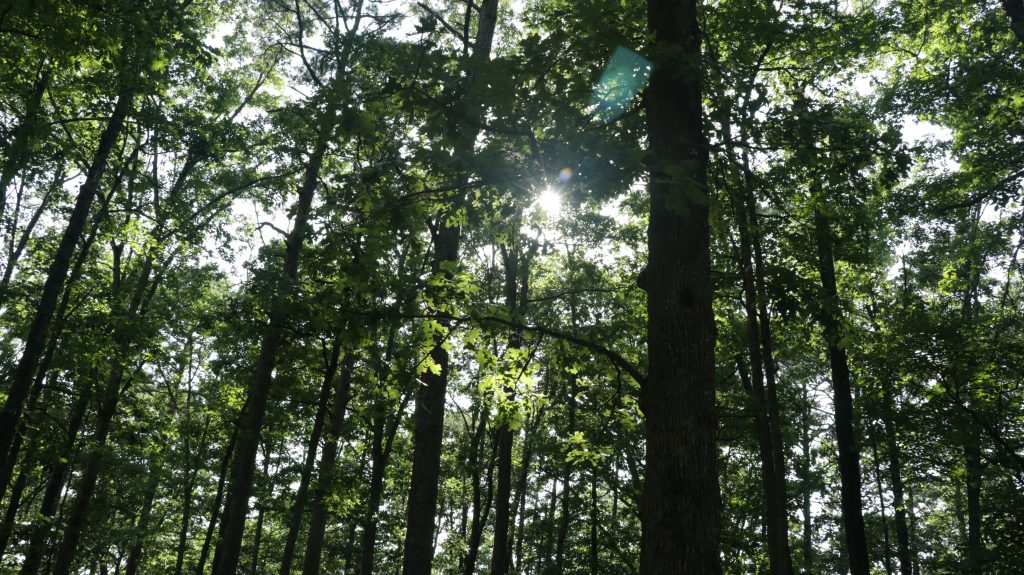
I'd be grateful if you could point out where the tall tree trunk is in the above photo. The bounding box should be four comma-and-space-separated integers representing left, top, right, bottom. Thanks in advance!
358, 396, 405, 575
249, 448, 270, 575
301, 352, 355, 575
882, 387, 913, 575
401, 3, 498, 574
589, 472, 599, 575
212, 92, 338, 575
640, 0, 721, 573
461, 413, 496, 575
732, 183, 793, 575
124, 465, 161, 575
800, 382, 814, 571
0, 87, 132, 465
871, 439, 893, 575
745, 152, 794, 574
965, 442, 983, 575
555, 373, 576, 574
491, 237, 529, 575
18, 383, 92, 575
812, 207, 870, 575
280, 341, 338, 575
50, 355, 130, 575
196, 432, 237, 575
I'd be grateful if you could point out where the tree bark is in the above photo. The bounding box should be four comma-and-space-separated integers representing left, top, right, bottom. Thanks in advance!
732, 183, 793, 575
279, 340, 338, 575
0, 87, 132, 465
301, 352, 355, 575
18, 383, 92, 575
1001, 0, 1024, 43
401, 3, 498, 573
882, 386, 913, 575
800, 381, 814, 571
640, 0, 721, 573
555, 373, 576, 574
812, 207, 870, 575
124, 465, 161, 575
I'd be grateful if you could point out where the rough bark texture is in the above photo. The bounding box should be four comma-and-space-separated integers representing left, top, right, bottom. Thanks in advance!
813, 207, 870, 575
0, 88, 132, 465
640, 0, 721, 573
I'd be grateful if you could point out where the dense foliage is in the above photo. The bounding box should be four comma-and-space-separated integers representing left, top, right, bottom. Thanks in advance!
1, 0, 1022, 574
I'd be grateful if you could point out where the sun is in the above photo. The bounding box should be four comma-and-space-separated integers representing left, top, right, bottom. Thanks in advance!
535, 187, 562, 218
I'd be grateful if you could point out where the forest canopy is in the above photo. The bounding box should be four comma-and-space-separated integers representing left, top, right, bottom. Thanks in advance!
1, 0, 1023, 574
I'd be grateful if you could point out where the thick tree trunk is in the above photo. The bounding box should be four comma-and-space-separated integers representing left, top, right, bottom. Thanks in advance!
1002, 0, 1024, 43
812, 207, 870, 575
301, 352, 355, 575
401, 3, 498, 574
280, 340, 338, 575
640, 0, 721, 573
0, 87, 132, 465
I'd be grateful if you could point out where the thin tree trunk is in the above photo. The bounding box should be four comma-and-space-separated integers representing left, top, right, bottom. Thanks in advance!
301, 352, 355, 575
18, 384, 92, 575
50, 356, 130, 575
249, 449, 270, 575
589, 472, 599, 575
0, 156, 61, 304
965, 442, 983, 575
124, 465, 161, 575
279, 342, 338, 575
0, 87, 132, 465
196, 432, 237, 575
812, 206, 870, 575
212, 88, 338, 575
800, 382, 814, 571
461, 413, 495, 575
882, 387, 913, 575
640, 0, 721, 573
0, 67, 51, 225
871, 438, 893, 575
555, 373, 576, 573
732, 181, 793, 575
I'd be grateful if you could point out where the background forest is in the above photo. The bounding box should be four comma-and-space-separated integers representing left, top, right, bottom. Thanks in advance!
1, 0, 1023, 574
